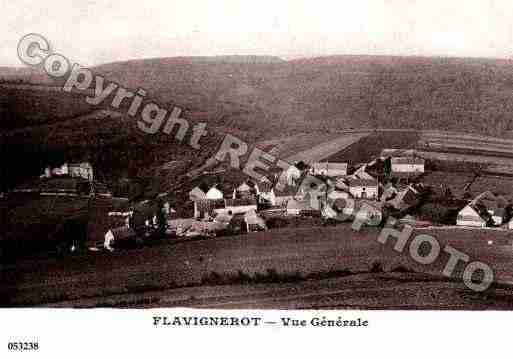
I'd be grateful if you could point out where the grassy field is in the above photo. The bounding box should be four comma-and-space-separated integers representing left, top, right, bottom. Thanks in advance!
2, 224, 513, 308
45, 272, 513, 310
324, 130, 420, 164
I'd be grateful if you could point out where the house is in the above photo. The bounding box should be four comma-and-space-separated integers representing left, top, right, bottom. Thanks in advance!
388, 185, 420, 211
353, 165, 375, 180
456, 191, 509, 227
193, 199, 226, 219
310, 162, 348, 177
189, 186, 207, 201
69, 162, 94, 181
284, 165, 302, 186
256, 178, 276, 206
232, 181, 257, 199
348, 178, 379, 200
244, 210, 267, 232
206, 185, 224, 200
391, 157, 425, 174
224, 198, 258, 215
456, 204, 488, 228
340, 200, 383, 226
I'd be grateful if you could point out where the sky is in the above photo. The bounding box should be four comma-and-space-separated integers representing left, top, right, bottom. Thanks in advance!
2, 0, 513, 66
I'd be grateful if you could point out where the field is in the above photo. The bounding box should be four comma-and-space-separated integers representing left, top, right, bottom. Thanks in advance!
284, 131, 371, 163
324, 130, 420, 164
2, 224, 513, 309
45, 272, 513, 310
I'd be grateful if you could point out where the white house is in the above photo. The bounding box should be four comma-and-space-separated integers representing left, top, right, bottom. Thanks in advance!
206, 186, 224, 200
189, 186, 207, 201
457, 205, 487, 228
284, 165, 302, 186
310, 162, 348, 177
391, 157, 425, 174
232, 181, 256, 199
458, 191, 509, 227
348, 178, 379, 200
353, 165, 375, 180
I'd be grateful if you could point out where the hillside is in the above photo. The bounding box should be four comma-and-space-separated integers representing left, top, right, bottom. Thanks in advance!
3, 55, 513, 190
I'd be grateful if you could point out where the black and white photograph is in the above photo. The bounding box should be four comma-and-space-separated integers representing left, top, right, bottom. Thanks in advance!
1, 1, 513, 357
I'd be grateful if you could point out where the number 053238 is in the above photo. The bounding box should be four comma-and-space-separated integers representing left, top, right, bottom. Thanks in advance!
7, 342, 39, 351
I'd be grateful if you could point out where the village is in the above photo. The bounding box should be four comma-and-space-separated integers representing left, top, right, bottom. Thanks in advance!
3, 139, 510, 254
114, 149, 513, 250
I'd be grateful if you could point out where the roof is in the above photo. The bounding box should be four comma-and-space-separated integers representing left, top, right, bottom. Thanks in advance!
237, 182, 252, 192
353, 166, 375, 180
190, 186, 207, 199
348, 178, 378, 187
206, 186, 224, 199
391, 157, 425, 165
